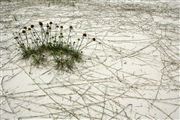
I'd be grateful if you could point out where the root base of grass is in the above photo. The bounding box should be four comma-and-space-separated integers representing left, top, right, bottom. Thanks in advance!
20, 42, 82, 71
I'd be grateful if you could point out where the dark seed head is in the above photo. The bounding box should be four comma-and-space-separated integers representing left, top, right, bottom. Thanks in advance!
83, 33, 87, 37
39, 22, 43, 26
56, 25, 59, 28
21, 43, 24, 46
92, 38, 96, 41
69, 26, 73, 29
30, 25, 34, 28
60, 36, 63, 38
14, 36, 18, 39
60, 26, 63, 29
22, 30, 26, 33
49, 21, 53, 24
46, 32, 49, 35
46, 24, 50, 28
28, 28, 31, 31
49, 27, 51, 30
24, 27, 27, 29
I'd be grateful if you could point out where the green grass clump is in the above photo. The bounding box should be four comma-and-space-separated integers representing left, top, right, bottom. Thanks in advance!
14, 21, 95, 71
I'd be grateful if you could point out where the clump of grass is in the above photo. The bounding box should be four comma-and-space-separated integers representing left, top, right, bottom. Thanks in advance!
14, 21, 95, 71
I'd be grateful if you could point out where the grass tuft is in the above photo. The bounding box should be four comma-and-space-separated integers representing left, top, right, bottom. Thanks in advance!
14, 21, 95, 72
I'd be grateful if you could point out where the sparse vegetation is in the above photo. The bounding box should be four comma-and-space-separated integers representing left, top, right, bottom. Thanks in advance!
14, 21, 94, 71
1, 0, 179, 120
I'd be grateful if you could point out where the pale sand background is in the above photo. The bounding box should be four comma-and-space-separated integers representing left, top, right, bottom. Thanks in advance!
0, 0, 179, 119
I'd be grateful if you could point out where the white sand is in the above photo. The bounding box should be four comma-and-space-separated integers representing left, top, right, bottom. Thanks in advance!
0, 0, 179, 120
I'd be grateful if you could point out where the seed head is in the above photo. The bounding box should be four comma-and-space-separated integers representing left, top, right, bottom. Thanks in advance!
39, 22, 43, 26
30, 25, 34, 28
20, 43, 24, 46
22, 30, 26, 33
24, 27, 27, 29
49, 21, 53, 25
83, 33, 87, 37
60, 26, 63, 29
92, 38, 96, 41
28, 28, 31, 31
14, 36, 18, 39
59, 34, 63, 37
69, 26, 73, 30
46, 24, 50, 28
